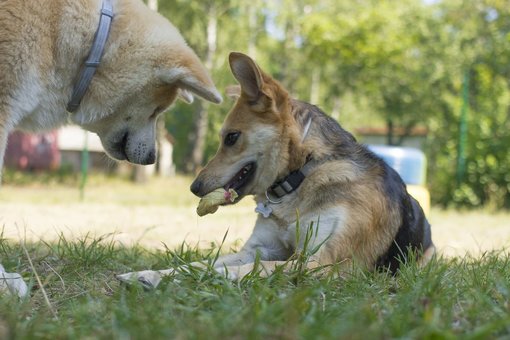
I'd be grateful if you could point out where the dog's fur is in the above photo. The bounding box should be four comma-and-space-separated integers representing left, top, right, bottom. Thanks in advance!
0, 0, 221, 297
0, 0, 221, 173
117, 52, 434, 287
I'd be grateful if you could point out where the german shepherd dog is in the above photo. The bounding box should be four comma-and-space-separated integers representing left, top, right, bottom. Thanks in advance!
118, 52, 434, 288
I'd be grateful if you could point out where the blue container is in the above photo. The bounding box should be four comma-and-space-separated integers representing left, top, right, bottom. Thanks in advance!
367, 145, 427, 186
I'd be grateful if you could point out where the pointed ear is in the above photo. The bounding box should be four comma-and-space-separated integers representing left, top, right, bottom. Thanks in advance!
229, 52, 264, 101
158, 67, 222, 104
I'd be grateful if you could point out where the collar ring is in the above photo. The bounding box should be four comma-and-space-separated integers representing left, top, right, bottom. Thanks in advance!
265, 190, 283, 204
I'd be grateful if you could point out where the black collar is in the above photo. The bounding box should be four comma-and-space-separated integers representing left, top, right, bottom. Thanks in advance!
265, 116, 315, 202
67, 0, 114, 112
266, 157, 317, 202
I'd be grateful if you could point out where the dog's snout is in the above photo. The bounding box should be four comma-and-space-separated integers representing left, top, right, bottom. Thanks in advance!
118, 131, 129, 150
109, 131, 129, 159
143, 149, 156, 165
190, 180, 203, 196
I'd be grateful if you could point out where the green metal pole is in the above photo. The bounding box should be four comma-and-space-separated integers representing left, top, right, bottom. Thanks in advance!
80, 131, 89, 201
457, 70, 469, 185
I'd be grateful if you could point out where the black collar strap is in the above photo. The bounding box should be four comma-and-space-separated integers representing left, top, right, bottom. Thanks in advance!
67, 0, 114, 112
266, 116, 315, 201
267, 158, 317, 200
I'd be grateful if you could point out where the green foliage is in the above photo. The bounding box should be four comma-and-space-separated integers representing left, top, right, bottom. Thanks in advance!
1, 235, 510, 338
427, 0, 510, 209
165, 102, 197, 170
153, 0, 509, 209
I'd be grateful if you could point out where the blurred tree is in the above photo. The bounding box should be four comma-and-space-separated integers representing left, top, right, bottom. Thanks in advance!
154, 0, 510, 209
159, 0, 266, 172
427, 0, 510, 209
300, 0, 449, 144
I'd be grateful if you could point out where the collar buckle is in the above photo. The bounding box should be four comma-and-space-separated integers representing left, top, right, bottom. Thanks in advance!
269, 169, 306, 199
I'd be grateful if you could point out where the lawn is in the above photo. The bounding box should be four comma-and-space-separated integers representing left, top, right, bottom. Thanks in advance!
1, 174, 510, 338
1, 238, 510, 339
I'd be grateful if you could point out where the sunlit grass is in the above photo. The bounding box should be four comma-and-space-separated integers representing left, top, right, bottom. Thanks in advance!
0, 172, 199, 206
2, 172, 510, 337
1, 234, 510, 338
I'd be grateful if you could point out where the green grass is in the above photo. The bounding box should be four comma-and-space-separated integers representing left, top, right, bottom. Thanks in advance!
2, 173, 510, 338
1, 234, 510, 339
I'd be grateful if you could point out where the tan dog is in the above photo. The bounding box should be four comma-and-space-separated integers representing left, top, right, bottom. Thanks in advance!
0, 0, 221, 297
118, 52, 434, 289
0, 0, 221, 172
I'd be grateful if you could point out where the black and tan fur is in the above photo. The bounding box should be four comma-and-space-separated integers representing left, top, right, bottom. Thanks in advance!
118, 52, 434, 287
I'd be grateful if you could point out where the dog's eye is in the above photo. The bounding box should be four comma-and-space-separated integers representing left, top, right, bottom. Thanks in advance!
224, 132, 240, 146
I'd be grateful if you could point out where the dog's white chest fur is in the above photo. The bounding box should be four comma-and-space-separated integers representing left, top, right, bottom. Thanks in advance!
12, 75, 68, 132
253, 206, 348, 254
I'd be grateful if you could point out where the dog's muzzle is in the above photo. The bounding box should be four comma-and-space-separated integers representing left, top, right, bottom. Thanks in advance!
106, 131, 156, 165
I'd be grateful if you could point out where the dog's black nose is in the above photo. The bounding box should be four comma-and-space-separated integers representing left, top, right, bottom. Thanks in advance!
142, 150, 156, 165
190, 180, 203, 196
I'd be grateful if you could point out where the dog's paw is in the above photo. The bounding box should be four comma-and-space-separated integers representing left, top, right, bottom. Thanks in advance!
215, 264, 255, 281
116, 270, 163, 290
214, 266, 239, 281
0, 268, 29, 298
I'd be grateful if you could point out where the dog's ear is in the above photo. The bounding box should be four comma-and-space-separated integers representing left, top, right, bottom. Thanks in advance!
229, 52, 264, 101
158, 67, 222, 104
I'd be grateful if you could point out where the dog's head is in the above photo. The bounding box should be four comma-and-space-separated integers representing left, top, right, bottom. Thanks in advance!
191, 52, 302, 201
70, 2, 222, 165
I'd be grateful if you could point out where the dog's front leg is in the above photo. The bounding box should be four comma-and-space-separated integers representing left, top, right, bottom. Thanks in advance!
117, 249, 263, 289
219, 259, 324, 281
212, 218, 295, 279
117, 219, 289, 289
116, 268, 175, 289
116, 261, 208, 289
220, 255, 352, 280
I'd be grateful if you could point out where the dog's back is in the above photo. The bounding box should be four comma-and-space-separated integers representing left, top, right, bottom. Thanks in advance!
292, 100, 434, 272
373, 154, 433, 272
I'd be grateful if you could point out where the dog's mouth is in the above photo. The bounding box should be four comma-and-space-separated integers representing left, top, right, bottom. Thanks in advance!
224, 162, 256, 198
102, 131, 128, 161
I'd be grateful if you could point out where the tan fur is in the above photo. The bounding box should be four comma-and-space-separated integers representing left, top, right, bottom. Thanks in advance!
0, 0, 222, 296
118, 52, 434, 288
0, 0, 221, 174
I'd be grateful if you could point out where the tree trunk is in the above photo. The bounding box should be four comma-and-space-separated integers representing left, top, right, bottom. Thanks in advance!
186, 5, 217, 173
331, 97, 341, 121
147, 0, 158, 11
310, 68, 321, 105
387, 119, 395, 145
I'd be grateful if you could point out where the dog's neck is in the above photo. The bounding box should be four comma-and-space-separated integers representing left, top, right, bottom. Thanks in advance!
9, 0, 107, 132
284, 100, 316, 172
58, 0, 107, 98
67, 0, 113, 112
